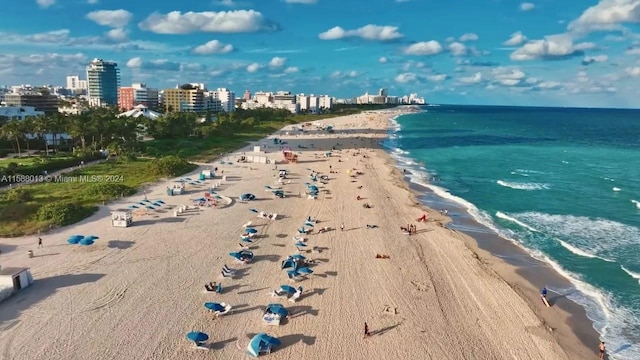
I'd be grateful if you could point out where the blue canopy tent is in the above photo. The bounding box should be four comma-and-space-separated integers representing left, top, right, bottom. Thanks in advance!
204, 302, 225, 312
247, 333, 281, 357
67, 235, 84, 244
245, 228, 258, 234
186, 331, 209, 346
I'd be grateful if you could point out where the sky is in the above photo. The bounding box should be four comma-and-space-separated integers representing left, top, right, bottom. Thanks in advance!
1, 0, 640, 108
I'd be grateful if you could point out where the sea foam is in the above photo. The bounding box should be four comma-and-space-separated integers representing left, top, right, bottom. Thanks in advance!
497, 180, 550, 190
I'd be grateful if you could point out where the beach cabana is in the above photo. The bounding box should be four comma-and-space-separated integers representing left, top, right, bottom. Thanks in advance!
262, 303, 289, 325
247, 333, 281, 357
230, 250, 254, 263
0, 267, 34, 302
111, 210, 133, 228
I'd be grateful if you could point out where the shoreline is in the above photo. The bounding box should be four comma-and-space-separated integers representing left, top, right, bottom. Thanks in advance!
381, 110, 601, 358
0, 108, 596, 359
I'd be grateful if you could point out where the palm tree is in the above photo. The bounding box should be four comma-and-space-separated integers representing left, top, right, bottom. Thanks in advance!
33, 115, 51, 156
66, 113, 91, 154
1, 119, 25, 158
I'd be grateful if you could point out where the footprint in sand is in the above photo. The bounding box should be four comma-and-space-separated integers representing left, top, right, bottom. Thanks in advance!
411, 280, 429, 292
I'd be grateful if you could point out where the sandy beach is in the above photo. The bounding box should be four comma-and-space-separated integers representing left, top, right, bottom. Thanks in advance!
0, 108, 596, 359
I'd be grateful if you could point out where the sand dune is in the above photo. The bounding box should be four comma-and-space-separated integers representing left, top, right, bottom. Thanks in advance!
0, 109, 588, 359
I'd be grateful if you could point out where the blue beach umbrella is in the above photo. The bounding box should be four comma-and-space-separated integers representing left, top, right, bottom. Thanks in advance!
204, 302, 225, 312
186, 331, 209, 343
79, 238, 95, 246
279, 285, 297, 295
249, 208, 259, 213
265, 303, 289, 317
156, 200, 165, 204
247, 333, 281, 357
128, 205, 138, 209
294, 241, 306, 247
304, 221, 314, 227
67, 235, 84, 244
297, 267, 313, 275
281, 259, 295, 269
245, 228, 258, 234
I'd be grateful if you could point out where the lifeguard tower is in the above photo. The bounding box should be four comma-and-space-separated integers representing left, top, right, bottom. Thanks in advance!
282, 148, 298, 163
111, 210, 133, 227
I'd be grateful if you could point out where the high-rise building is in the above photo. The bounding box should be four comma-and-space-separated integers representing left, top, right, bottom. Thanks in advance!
214, 88, 236, 112
378, 88, 388, 97
66, 76, 88, 94
318, 95, 333, 110
118, 83, 159, 110
296, 94, 310, 112
86, 58, 120, 107
243, 89, 251, 100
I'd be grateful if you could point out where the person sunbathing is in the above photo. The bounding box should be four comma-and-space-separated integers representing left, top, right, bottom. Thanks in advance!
366, 224, 378, 229
376, 254, 390, 259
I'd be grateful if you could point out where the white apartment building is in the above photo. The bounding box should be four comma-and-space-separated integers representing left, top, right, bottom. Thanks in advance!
296, 94, 310, 111
0, 106, 44, 120
318, 95, 332, 110
214, 88, 235, 112
66, 76, 88, 94
308, 94, 320, 112
255, 91, 273, 105
0, 88, 10, 105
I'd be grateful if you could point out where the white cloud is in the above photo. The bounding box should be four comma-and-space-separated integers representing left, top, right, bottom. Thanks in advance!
568, 0, 640, 34
395, 73, 418, 83
284, 0, 316, 3
448, 42, 467, 56
139, 10, 279, 34
626, 66, 640, 76
246, 62, 261, 72
404, 40, 443, 55
520, 2, 535, 11
126, 57, 142, 68
582, 54, 608, 65
106, 28, 128, 42
379, 56, 388, 63
503, 31, 527, 46
493, 67, 526, 82
37, 0, 55, 7
427, 74, 448, 81
537, 81, 562, 89
459, 33, 478, 42
86, 10, 133, 28
331, 70, 359, 78
459, 72, 483, 83
510, 34, 590, 60
193, 40, 234, 54
284, 66, 298, 73
268, 56, 287, 67
318, 24, 403, 41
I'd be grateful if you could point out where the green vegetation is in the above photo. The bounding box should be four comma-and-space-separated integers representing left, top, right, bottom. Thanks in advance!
0, 104, 391, 235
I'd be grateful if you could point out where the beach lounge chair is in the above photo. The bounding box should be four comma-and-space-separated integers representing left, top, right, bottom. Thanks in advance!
289, 290, 302, 302
223, 265, 235, 274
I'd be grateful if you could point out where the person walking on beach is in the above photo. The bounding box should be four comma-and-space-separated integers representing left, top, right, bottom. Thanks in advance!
599, 342, 606, 359
38, 237, 43, 248
341, 223, 345, 231
364, 322, 370, 337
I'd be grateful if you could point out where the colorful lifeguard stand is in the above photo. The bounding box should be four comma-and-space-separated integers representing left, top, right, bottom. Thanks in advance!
111, 210, 133, 227
282, 148, 297, 163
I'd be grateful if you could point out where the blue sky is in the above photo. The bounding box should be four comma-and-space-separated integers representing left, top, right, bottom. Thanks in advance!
1, 0, 640, 108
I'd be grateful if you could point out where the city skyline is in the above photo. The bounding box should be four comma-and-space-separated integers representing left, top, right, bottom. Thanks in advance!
0, 1, 639, 108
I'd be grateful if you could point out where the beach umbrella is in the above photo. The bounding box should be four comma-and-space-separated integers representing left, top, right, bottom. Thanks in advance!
156, 200, 165, 204
297, 227, 306, 234
304, 221, 314, 227
184, 177, 192, 181
229, 252, 243, 260
239, 250, 254, 258
204, 302, 225, 312
287, 270, 300, 279
297, 267, 313, 275
281, 259, 296, 269
138, 202, 146, 205
67, 235, 84, 244
245, 228, 258, 234
142, 199, 151, 203
240, 236, 253, 243
79, 238, 95, 246
265, 304, 289, 317
247, 333, 281, 357
294, 241, 306, 247
128, 205, 138, 209
146, 206, 155, 210
249, 208, 259, 213
186, 331, 209, 343
279, 285, 297, 295
291, 254, 306, 260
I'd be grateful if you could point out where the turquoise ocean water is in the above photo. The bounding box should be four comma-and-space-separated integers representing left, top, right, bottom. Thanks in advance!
384, 105, 640, 359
